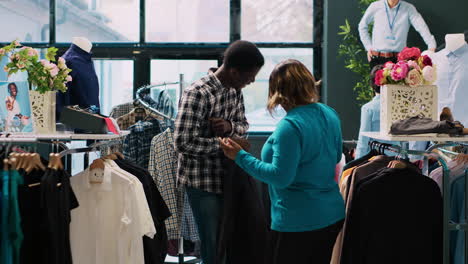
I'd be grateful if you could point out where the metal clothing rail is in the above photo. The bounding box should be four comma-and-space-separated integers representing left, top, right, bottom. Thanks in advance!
367, 138, 468, 264
135, 74, 184, 123
136, 82, 178, 121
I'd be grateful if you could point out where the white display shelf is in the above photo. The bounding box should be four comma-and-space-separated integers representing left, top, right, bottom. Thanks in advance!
0, 131, 129, 142
362, 132, 468, 142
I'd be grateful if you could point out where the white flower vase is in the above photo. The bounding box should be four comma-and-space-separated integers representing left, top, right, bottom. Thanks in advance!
380, 84, 438, 135
29, 90, 56, 134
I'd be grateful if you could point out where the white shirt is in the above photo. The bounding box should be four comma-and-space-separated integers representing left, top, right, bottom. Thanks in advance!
70, 162, 155, 264
432, 43, 468, 126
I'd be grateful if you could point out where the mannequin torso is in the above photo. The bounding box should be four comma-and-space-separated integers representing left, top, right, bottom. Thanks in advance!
445, 33, 466, 52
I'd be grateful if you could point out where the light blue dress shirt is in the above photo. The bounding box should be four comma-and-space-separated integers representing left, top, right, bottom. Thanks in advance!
358, 0, 436, 52
235, 103, 345, 232
356, 95, 381, 158
432, 43, 468, 127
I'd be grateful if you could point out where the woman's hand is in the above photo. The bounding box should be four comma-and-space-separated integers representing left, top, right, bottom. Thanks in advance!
219, 137, 243, 160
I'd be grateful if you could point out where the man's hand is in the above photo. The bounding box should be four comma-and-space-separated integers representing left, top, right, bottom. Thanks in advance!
367, 50, 374, 62
209, 118, 232, 136
231, 136, 251, 151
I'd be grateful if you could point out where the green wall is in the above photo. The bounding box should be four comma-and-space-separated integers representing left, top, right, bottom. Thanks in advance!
323, 0, 468, 140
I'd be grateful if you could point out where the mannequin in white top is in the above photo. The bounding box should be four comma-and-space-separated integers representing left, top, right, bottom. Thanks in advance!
445, 33, 466, 52
72, 37, 92, 53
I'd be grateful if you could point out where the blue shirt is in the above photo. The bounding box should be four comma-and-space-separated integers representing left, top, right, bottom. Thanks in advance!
356, 95, 400, 159
358, 0, 436, 52
235, 103, 345, 232
57, 44, 100, 116
356, 95, 381, 159
432, 43, 468, 127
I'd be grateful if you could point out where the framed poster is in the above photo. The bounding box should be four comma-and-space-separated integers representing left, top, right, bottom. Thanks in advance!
0, 81, 33, 132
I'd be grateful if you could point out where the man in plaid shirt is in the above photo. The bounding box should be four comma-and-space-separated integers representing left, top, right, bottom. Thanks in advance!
174, 40, 264, 264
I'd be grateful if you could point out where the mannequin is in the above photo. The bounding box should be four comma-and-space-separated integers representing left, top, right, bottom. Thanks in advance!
72, 37, 92, 53
445, 33, 466, 52
432, 33, 468, 127
56, 37, 100, 119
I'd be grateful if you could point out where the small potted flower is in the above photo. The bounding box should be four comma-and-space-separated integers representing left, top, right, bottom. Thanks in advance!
0, 40, 72, 133
375, 47, 439, 135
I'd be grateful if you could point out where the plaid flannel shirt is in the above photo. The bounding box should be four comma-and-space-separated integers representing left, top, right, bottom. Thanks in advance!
117, 108, 163, 130
109, 102, 134, 119
149, 129, 199, 241
123, 120, 162, 168
174, 72, 248, 194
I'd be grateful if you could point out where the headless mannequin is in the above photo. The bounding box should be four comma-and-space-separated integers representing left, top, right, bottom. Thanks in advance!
445, 33, 466, 52
56, 36, 99, 118
72, 37, 92, 53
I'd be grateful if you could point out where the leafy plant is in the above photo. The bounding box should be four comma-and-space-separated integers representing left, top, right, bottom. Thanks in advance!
0, 40, 72, 94
337, 0, 378, 104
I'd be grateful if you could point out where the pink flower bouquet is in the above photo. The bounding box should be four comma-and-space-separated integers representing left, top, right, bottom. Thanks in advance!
375, 47, 436, 88
0, 40, 72, 94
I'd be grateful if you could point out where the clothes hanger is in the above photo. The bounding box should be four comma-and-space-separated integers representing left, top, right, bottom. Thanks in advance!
25, 153, 46, 173
47, 153, 63, 170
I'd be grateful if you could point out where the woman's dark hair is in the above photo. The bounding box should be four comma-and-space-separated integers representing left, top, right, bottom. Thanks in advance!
370, 64, 384, 94
223, 40, 264, 72
7, 82, 17, 95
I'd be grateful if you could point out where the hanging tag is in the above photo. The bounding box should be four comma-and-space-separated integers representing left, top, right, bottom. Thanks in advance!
89, 168, 104, 184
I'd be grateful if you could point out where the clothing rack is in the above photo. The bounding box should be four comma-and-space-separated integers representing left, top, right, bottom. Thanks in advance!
363, 132, 468, 264
135, 74, 184, 122
136, 75, 197, 264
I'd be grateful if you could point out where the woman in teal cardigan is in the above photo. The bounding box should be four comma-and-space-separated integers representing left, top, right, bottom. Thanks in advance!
220, 59, 345, 264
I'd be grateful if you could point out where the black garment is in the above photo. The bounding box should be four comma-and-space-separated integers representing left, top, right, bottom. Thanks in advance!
41, 169, 78, 264
272, 219, 344, 264
369, 55, 397, 69
18, 169, 48, 264
341, 167, 442, 264
342, 149, 378, 172
390, 116, 464, 135
57, 44, 100, 118
216, 159, 272, 264
115, 159, 171, 264
18, 169, 78, 264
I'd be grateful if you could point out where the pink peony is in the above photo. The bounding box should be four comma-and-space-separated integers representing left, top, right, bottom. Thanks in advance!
0, 49, 5, 55
422, 55, 432, 67
384, 61, 394, 70
66, 75, 72, 82
58, 57, 67, 69
405, 69, 423, 87
27, 48, 38, 57
49, 64, 59, 77
422, 66, 436, 84
407, 60, 420, 71
391, 61, 409, 81
374, 69, 386, 86
398, 47, 421, 61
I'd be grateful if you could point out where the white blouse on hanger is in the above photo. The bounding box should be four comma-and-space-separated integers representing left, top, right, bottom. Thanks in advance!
70, 162, 155, 264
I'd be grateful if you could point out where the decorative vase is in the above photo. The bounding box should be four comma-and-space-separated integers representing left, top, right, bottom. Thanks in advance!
380, 84, 438, 135
29, 90, 57, 134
